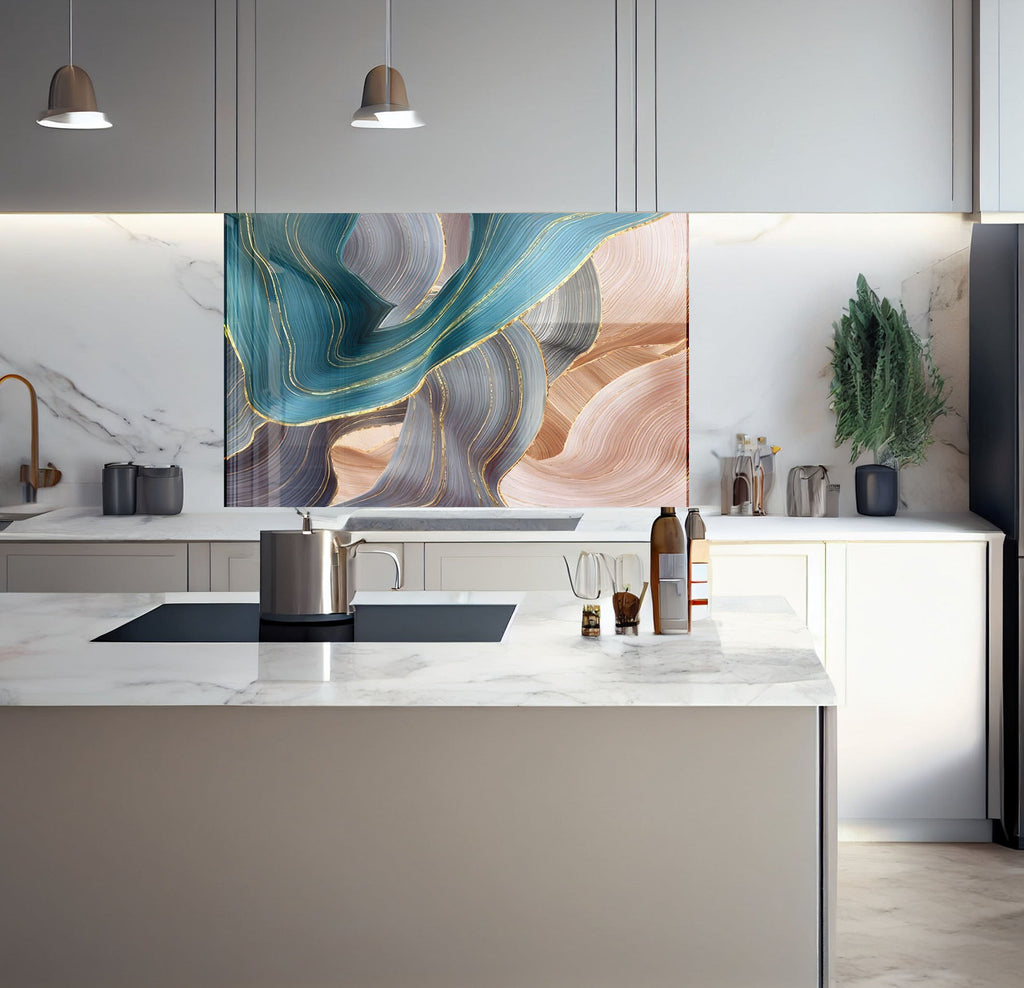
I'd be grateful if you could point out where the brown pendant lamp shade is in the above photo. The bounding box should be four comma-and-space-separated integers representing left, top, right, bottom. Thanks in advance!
351, 0, 424, 129
37, 64, 111, 129
37, 0, 111, 130
351, 64, 424, 128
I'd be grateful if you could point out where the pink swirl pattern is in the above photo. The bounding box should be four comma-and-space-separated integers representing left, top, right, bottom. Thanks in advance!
500, 353, 688, 506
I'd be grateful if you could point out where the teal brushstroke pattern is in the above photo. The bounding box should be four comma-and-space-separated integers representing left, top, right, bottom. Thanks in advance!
225, 212, 657, 425
340, 259, 603, 507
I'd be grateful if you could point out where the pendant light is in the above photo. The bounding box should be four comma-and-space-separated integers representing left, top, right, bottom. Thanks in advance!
37, 0, 111, 129
351, 0, 424, 129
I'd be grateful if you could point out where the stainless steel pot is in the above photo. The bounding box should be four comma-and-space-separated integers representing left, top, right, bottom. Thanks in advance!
259, 511, 401, 620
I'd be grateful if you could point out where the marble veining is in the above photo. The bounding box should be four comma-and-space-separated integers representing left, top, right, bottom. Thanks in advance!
688, 213, 974, 518
837, 843, 1024, 987
0, 591, 835, 708
0, 214, 225, 510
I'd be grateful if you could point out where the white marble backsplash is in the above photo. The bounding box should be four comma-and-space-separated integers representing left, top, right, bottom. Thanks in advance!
0, 212, 974, 516
689, 213, 974, 516
0, 214, 225, 511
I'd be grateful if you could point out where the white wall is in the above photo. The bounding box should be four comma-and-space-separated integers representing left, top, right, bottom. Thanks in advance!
0, 213, 972, 515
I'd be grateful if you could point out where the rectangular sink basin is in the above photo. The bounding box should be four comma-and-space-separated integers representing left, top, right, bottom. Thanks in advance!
0, 504, 57, 523
94, 601, 516, 644
342, 510, 582, 532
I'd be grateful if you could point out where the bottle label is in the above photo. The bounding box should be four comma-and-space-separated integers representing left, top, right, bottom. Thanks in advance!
658, 552, 687, 582
656, 552, 688, 632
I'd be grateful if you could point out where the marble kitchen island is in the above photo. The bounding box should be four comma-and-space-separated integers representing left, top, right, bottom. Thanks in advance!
0, 591, 836, 988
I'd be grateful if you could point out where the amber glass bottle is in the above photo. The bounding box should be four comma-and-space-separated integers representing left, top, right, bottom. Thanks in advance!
651, 506, 687, 634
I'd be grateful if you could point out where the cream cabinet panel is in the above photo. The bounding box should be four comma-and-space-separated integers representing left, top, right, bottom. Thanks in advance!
356, 542, 424, 592
657, 0, 970, 211
249, 0, 616, 211
0, 706, 826, 988
709, 543, 826, 658
1, 543, 187, 593
0, 0, 215, 211
209, 543, 260, 592
207, 541, 425, 592
837, 541, 988, 833
424, 542, 647, 591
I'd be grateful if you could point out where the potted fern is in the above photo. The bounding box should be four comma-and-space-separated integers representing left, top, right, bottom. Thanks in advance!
829, 274, 947, 515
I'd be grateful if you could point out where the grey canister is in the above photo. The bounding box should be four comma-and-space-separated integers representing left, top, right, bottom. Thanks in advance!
136, 465, 184, 515
102, 462, 137, 515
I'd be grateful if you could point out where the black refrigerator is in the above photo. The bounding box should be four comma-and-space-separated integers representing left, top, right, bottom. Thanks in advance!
970, 222, 1024, 848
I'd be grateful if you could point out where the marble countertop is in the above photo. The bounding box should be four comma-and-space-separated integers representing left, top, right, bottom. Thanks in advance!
0, 591, 836, 708
0, 506, 1004, 544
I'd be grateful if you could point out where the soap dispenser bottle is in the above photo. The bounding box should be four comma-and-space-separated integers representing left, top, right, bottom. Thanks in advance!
651, 506, 687, 634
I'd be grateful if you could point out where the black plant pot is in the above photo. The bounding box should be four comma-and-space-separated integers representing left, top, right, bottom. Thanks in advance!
855, 464, 899, 516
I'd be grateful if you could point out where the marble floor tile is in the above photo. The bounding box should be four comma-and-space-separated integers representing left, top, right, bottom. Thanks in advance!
837, 843, 1024, 987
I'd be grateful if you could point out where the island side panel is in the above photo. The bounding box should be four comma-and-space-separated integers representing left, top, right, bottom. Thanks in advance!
0, 706, 822, 988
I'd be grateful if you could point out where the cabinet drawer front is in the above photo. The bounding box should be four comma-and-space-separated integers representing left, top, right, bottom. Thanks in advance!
425, 542, 647, 591
4, 544, 187, 593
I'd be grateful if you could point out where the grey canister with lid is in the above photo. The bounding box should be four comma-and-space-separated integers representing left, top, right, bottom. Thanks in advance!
136, 465, 183, 515
102, 462, 137, 515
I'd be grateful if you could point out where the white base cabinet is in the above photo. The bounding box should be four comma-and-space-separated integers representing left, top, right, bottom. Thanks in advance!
835, 541, 989, 840
709, 543, 825, 658
709, 537, 993, 842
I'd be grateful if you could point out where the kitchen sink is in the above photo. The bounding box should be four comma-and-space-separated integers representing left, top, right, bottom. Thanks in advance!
94, 601, 516, 644
341, 509, 582, 531
0, 504, 57, 523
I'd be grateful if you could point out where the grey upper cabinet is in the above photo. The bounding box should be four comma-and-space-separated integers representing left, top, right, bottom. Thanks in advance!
0, 0, 215, 212
655, 0, 972, 212
977, 0, 1024, 212
246, 0, 617, 212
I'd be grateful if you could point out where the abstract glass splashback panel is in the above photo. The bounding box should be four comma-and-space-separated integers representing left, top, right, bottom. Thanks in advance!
224, 213, 688, 507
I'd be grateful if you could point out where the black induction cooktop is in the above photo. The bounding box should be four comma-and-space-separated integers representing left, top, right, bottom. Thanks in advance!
93, 602, 516, 644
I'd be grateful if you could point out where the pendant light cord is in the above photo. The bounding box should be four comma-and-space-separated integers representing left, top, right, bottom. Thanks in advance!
384, 0, 391, 106
69, 0, 74, 66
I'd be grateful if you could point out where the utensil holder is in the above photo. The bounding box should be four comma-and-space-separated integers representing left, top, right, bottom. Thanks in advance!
136, 465, 183, 515
102, 462, 137, 515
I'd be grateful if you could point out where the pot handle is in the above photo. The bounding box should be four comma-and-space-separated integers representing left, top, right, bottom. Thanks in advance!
335, 536, 402, 590
357, 548, 403, 590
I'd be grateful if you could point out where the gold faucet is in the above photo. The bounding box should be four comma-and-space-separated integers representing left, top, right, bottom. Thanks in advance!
0, 373, 61, 503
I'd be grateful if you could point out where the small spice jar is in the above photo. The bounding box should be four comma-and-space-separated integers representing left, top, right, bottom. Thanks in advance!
581, 604, 601, 637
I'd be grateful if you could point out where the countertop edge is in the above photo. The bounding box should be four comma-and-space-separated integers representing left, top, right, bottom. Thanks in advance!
0, 508, 1006, 544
